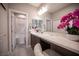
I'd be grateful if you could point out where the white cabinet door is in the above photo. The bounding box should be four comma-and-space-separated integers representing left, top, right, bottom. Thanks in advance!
0, 4, 8, 55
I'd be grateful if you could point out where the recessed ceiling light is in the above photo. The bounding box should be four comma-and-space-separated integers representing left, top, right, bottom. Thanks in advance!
17, 14, 26, 18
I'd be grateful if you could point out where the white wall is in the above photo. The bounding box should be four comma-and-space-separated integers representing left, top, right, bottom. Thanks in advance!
52, 3, 79, 33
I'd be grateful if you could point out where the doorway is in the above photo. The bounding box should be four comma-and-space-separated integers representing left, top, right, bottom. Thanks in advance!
9, 9, 28, 54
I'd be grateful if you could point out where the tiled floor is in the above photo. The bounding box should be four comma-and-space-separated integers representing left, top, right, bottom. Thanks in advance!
12, 44, 34, 56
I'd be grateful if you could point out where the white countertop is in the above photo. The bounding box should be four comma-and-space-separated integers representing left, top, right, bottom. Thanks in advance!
30, 30, 79, 54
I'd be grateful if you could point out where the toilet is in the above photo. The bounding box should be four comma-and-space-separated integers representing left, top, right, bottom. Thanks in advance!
34, 43, 61, 56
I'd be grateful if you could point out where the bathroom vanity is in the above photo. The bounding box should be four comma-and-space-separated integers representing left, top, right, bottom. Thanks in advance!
30, 31, 79, 56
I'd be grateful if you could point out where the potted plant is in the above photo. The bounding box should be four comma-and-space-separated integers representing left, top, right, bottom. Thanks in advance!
57, 8, 79, 35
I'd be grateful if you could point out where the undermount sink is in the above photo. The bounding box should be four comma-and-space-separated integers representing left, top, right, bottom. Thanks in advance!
65, 34, 79, 42
43, 32, 79, 42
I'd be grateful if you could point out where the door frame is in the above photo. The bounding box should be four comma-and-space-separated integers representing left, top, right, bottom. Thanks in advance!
9, 9, 29, 53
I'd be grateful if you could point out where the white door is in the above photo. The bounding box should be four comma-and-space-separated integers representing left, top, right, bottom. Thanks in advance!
0, 4, 8, 55
11, 13, 27, 51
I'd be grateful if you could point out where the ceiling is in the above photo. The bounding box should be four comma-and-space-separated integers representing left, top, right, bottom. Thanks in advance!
47, 3, 70, 13
29, 3, 42, 8
29, 3, 70, 14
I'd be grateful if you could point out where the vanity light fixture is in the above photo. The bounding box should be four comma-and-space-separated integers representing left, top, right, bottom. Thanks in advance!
38, 5, 48, 15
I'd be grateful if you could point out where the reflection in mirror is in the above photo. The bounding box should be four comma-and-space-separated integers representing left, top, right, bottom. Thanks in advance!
32, 19, 43, 32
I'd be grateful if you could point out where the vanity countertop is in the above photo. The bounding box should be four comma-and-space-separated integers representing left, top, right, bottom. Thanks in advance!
30, 30, 79, 54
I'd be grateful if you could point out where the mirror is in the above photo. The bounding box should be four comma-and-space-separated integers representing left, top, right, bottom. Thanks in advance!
32, 19, 43, 32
